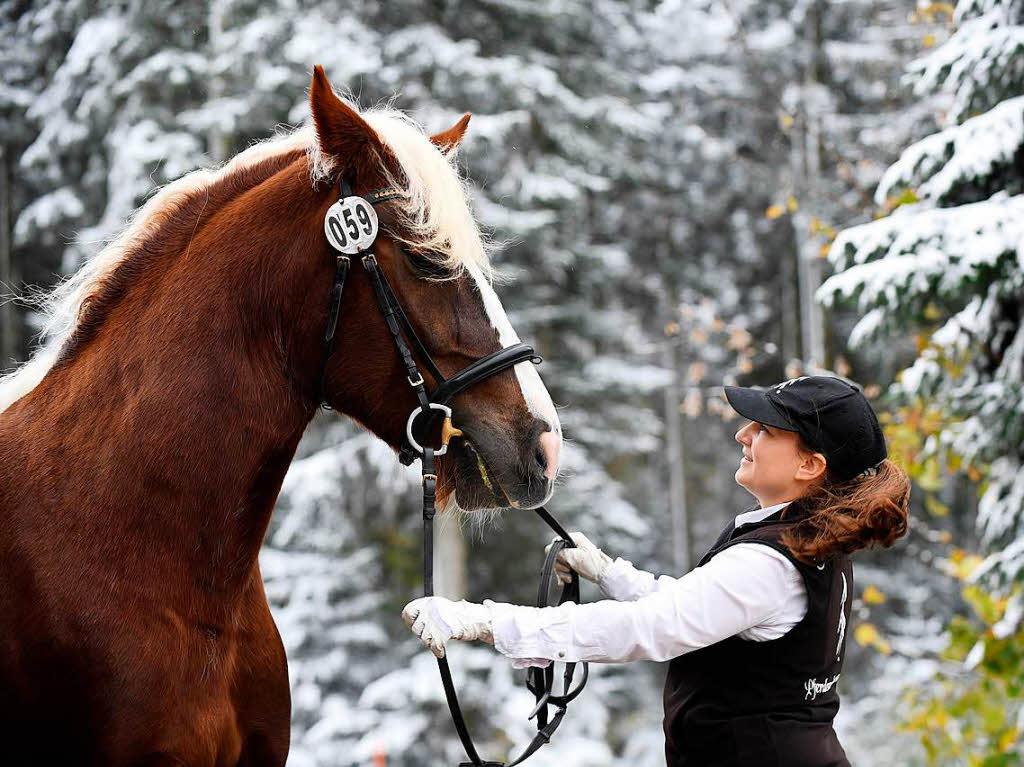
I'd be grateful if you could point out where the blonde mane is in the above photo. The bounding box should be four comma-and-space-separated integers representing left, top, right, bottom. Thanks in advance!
0, 100, 491, 414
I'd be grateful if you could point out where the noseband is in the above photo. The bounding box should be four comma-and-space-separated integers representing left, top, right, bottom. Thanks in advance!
318, 178, 588, 766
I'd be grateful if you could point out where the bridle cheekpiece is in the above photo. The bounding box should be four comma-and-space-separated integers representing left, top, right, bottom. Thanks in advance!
317, 176, 588, 767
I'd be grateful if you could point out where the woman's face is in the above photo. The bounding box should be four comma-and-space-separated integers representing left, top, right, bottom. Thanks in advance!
734, 420, 822, 506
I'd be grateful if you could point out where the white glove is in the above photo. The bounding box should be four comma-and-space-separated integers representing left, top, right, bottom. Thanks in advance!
402, 597, 494, 658
545, 532, 612, 586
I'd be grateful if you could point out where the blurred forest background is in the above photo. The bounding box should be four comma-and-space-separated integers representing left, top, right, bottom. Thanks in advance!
2, 0, 1022, 764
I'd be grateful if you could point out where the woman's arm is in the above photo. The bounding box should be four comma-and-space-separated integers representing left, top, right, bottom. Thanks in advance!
550, 532, 687, 602
597, 557, 688, 601
493, 542, 807, 665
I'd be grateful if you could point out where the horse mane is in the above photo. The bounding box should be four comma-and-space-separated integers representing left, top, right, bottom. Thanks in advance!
0, 100, 492, 415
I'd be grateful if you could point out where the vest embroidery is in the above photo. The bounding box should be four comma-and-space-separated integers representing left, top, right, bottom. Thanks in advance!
837, 572, 848, 661
804, 673, 841, 701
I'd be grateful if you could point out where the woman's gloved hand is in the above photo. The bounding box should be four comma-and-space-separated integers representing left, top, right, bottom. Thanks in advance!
402, 597, 495, 658
545, 532, 613, 585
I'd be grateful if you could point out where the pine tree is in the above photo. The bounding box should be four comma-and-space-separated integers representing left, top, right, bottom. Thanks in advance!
818, 0, 1024, 589
818, 2, 1024, 761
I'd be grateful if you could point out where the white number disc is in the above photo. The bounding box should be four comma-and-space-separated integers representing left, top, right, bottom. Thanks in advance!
324, 196, 379, 254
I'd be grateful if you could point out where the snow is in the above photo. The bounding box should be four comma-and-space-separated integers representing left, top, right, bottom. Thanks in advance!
875, 95, 1024, 204
13, 187, 85, 246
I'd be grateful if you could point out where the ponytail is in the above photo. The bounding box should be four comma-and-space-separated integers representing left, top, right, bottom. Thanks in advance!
780, 459, 910, 565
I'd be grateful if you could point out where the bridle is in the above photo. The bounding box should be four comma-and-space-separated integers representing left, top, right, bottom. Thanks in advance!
318, 177, 588, 766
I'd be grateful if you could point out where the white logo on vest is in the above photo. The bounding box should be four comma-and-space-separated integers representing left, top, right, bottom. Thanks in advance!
837, 572, 848, 661
804, 673, 841, 701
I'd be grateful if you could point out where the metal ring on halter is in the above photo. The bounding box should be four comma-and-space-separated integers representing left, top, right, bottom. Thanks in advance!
406, 403, 454, 457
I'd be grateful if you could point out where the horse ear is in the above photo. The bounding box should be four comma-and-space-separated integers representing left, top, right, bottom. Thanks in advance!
309, 65, 384, 170
430, 113, 471, 154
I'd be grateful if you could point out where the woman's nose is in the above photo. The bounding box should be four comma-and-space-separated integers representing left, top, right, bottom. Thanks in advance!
735, 424, 751, 444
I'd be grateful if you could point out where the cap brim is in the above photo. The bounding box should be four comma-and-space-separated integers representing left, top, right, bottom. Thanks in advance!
724, 386, 798, 431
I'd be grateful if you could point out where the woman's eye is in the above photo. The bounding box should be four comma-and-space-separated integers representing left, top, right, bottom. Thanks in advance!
758, 423, 767, 433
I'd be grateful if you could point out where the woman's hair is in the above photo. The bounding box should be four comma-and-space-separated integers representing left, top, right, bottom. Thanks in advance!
780, 455, 910, 565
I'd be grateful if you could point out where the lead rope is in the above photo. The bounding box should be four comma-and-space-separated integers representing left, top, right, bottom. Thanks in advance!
421, 446, 587, 767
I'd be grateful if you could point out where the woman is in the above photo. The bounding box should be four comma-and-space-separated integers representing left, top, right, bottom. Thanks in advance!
403, 375, 910, 766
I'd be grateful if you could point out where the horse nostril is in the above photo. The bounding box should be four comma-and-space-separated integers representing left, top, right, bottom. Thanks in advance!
536, 429, 561, 481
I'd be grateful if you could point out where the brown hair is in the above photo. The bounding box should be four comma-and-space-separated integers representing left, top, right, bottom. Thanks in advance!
780, 458, 911, 565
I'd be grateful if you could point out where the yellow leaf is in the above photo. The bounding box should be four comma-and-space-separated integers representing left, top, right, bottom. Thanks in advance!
998, 728, 1019, 753
863, 585, 886, 605
924, 494, 950, 517
786, 195, 799, 212
765, 204, 785, 220
854, 623, 892, 654
854, 623, 879, 647
779, 112, 794, 129
664, 322, 680, 336
922, 33, 936, 48
951, 553, 984, 581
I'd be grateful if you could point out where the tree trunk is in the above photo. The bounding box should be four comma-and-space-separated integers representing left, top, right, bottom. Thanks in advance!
660, 274, 690, 572
791, 0, 827, 369
207, 0, 230, 164
434, 515, 467, 599
0, 144, 16, 371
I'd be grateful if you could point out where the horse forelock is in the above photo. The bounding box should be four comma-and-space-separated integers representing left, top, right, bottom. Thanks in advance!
358, 108, 493, 282
0, 101, 492, 414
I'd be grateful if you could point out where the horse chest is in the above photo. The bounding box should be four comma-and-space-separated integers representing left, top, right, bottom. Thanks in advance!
0, 567, 290, 767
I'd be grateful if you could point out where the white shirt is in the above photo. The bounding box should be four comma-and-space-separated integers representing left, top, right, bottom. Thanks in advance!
491, 502, 808, 668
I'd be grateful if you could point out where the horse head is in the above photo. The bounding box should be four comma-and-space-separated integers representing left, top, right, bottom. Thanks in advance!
306, 66, 561, 511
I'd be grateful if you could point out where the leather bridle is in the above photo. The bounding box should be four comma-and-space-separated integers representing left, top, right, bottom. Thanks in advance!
318, 178, 588, 766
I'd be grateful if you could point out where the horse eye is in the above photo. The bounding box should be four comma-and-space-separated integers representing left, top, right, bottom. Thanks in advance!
405, 249, 449, 278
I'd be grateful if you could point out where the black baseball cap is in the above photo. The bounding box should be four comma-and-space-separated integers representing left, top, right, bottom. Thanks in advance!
724, 376, 887, 482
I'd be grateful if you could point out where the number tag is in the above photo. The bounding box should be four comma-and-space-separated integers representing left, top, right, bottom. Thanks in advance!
324, 196, 379, 254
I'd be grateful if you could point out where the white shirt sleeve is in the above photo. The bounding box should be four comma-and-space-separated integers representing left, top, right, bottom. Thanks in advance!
491, 542, 808, 668
597, 556, 685, 601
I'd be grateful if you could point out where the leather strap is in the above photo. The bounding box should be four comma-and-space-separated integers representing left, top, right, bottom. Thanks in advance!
423, 475, 587, 766
317, 255, 351, 408
317, 177, 587, 765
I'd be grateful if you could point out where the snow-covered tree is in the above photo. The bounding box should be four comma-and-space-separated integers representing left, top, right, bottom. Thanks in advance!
818, 1, 1024, 761
819, 0, 1024, 589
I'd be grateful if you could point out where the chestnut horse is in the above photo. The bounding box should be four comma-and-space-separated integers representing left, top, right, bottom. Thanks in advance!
0, 66, 562, 766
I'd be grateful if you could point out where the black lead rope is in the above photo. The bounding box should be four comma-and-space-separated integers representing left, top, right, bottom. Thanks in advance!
318, 176, 587, 766
421, 446, 588, 767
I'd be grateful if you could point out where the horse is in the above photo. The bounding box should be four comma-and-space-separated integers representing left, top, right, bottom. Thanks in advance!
0, 65, 562, 767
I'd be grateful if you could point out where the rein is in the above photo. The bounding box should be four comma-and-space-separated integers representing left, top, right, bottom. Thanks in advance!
318, 178, 588, 766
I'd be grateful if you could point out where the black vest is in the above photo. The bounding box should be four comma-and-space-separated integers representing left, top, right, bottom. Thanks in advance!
663, 499, 853, 767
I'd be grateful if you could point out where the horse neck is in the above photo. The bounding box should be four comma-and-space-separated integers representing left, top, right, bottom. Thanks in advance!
25, 159, 340, 606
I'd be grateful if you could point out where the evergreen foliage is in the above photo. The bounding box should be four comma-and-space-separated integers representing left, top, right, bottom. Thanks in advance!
819, 0, 1024, 589
820, 1, 1024, 762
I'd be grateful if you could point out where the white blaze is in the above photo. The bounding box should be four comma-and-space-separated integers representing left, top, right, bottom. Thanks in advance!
465, 264, 561, 439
